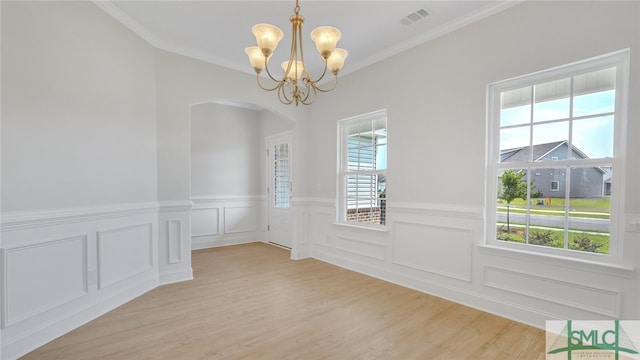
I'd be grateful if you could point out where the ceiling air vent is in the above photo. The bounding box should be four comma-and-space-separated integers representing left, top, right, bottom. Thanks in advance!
400, 8, 429, 25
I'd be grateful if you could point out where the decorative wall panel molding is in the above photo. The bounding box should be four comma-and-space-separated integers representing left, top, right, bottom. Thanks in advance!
2, 235, 87, 327
388, 202, 483, 220
1, 202, 159, 231
97, 223, 153, 289
392, 221, 473, 282
312, 210, 334, 248
1, 202, 162, 359
483, 266, 622, 318
335, 235, 385, 261
191, 208, 220, 237
224, 206, 258, 234
192, 195, 265, 203
167, 219, 183, 264
158, 200, 193, 213
158, 210, 193, 284
190, 196, 264, 250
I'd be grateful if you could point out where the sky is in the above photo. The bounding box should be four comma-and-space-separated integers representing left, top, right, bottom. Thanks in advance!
500, 90, 615, 159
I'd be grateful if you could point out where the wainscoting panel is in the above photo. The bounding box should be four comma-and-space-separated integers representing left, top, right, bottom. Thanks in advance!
291, 203, 311, 259
167, 219, 183, 264
97, 224, 153, 289
224, 206, 258, 234
158, 200, 193, 285
312, 210, 334, 248
483, 266, 622, 318
392, 221, 473, 282
190, 196, 265, 250
335, 235, 386, 261
191, 208, 219, 237
2, 236, 87, 328
1, 202, 161, 360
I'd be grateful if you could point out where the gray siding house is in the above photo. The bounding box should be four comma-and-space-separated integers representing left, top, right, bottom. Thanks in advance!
500, 141, 607, 199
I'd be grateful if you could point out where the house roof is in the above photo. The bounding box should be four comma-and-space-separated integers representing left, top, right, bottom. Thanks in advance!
500, 140, 567, 163
501, 140, 607, 174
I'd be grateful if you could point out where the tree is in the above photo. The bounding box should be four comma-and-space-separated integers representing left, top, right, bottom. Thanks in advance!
499, 169, 527, 233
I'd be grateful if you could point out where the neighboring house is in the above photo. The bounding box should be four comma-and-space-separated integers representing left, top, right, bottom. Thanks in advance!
500, 140, 607, 198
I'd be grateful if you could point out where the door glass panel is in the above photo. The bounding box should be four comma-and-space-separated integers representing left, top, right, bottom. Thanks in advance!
273, 143, 290, 208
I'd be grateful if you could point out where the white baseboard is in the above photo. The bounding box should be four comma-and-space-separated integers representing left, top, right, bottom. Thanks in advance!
159, 267, 194, 285
2, 274, 158, 360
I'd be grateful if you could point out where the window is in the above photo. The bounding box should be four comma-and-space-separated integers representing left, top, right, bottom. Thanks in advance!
487, 50, 628, 258
338, 110, 387, 226
273, 143, 290, 208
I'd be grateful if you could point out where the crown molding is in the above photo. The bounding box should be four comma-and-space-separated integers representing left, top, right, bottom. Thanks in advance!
94, 0, 523, 79
92, 1, 160, 48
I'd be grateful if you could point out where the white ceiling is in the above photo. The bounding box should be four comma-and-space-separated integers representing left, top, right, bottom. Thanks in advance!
96, 1, 520, 78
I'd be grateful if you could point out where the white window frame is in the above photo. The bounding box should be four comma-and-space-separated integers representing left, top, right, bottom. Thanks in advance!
485, 50, 629, 263
550, 181, 560, 192
337, 109, 387, 229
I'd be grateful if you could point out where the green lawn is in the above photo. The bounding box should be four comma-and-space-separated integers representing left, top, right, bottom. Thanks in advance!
496, 225, 610, 253
495, 196, 611, 253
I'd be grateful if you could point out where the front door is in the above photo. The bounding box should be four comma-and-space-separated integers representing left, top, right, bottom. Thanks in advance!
266, 132, 292, 248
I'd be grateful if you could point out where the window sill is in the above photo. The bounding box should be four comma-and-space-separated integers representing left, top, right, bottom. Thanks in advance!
477, 244, 635, 278
333, 222, 390, 233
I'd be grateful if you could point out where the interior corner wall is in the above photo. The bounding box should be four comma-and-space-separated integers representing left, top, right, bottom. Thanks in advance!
191, 103, 261, 198
190, 103, 265, 249
1, 2, 159, 359
189, 103, 295, 252
155, 50, 305, 203
154, 50, 309, 255
304, 0, 640, 329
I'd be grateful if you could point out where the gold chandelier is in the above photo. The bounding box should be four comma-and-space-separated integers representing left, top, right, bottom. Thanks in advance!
245, 0, 348, 106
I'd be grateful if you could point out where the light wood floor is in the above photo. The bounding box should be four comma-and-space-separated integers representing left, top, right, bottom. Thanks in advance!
22, 243, 545, 359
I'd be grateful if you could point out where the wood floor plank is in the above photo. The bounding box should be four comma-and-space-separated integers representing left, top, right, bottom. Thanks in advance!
21, 243, 546, 359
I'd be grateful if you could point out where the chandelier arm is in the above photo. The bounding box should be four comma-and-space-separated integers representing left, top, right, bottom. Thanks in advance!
278, 81, 294, 105
263, 60, 286, 83
256, 74, 284, 92
305, 60, 329, 85
282, 12, 300, 82
300, 80, 317, 105
310, 73, 338, 93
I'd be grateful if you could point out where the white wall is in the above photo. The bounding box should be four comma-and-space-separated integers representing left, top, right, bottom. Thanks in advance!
1, 2, 161, 359
1, 2, 157, 211
303, 0, 640, 329
191, 103, 261, 197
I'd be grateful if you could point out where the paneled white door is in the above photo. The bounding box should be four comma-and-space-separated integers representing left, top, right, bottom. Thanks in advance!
266, 132, 292, 248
